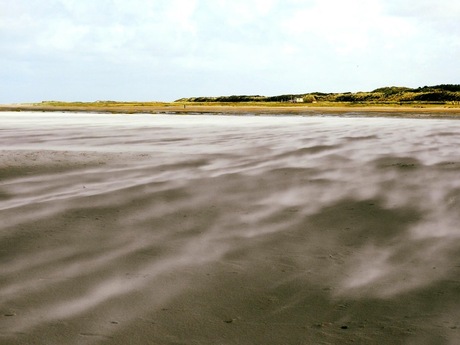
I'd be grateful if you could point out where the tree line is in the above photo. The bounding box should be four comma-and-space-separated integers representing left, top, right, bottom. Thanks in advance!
175, 84, 460, 104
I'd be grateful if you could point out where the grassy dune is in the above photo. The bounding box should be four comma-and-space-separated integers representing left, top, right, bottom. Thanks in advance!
1, 84, 460, 116
177, 84, 460, 104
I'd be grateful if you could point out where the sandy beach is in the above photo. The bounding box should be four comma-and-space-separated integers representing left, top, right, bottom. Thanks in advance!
1, 112, 460, 344
1, 103, 460, 118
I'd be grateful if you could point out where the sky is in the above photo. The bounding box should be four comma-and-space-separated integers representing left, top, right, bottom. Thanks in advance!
1, 0, 459, 103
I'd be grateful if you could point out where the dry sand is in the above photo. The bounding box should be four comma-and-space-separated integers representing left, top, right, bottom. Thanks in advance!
1, 112, 460, 344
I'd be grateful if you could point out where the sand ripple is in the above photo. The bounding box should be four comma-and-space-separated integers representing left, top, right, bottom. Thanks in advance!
1, 113, 460, 344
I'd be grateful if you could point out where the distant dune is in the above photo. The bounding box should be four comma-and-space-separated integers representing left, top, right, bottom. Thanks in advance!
1, 84, 460, 117
176, 84, 460, 104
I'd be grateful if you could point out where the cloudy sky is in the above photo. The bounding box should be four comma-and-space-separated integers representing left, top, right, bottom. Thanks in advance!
1, 0, 459, 103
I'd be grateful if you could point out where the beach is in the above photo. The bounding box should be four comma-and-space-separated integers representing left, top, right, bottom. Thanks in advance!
1, 112, 460, 344
1, 103, 460, 118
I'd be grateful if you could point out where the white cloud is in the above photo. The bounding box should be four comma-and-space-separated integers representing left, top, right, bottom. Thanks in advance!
163, 0, 198, 33
281, 0, 417, 55
0, 0, 459, 102
212, 0, 278, 26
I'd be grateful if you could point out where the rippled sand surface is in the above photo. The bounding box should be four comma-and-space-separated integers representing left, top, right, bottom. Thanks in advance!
1, 112, 460, 344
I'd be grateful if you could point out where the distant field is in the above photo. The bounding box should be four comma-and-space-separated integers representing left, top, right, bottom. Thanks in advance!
1, 101, 460, 118
2, 83, 460, 117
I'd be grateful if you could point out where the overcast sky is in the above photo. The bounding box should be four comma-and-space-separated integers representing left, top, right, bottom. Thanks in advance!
1, 0, 459, 103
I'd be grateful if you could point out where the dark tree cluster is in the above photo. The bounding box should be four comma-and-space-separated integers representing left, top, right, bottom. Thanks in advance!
176, 85, 460, 104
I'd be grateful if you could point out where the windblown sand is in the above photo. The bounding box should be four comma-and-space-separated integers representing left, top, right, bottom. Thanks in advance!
1, 112, 460, 344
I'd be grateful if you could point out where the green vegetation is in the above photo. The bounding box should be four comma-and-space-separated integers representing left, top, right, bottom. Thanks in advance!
40, 101, 168, 107
175, 84, 460, 105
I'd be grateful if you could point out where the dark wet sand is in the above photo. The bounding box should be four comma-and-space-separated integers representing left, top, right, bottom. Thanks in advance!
1, 113, 460, 344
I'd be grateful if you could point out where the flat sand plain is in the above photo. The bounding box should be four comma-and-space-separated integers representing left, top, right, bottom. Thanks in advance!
1, 102, 460, 117
1, 112, 460, 344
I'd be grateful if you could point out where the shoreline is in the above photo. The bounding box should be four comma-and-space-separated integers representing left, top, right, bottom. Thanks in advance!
1, 103, 460, 118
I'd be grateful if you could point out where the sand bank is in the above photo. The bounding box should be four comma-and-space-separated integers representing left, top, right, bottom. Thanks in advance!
1, 113, 460, 344
1, 103, 460, 117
